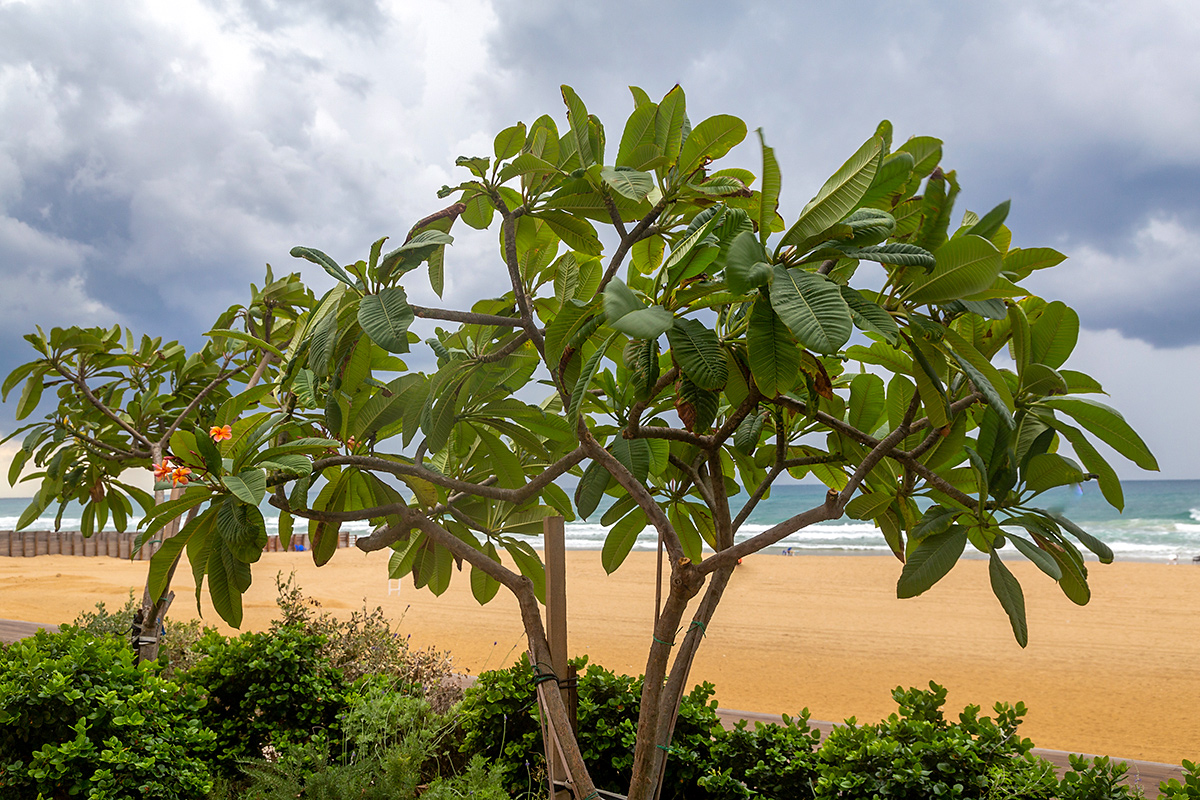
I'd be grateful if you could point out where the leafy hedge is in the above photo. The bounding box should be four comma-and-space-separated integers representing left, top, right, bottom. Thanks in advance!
4, 603, 1195, 800
0, 627, 215, 800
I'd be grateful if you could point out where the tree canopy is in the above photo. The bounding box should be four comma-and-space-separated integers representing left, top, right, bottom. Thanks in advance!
3, 83, 1157, 800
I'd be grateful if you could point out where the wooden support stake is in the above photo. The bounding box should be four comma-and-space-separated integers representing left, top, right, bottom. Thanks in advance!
543, 515, 571, 800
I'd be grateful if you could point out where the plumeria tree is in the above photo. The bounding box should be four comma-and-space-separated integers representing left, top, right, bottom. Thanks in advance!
2, 269, 311, 662
5, 85, 1157, 800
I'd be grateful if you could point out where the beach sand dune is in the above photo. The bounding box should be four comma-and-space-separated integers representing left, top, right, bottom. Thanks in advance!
2, 550, 1197, 764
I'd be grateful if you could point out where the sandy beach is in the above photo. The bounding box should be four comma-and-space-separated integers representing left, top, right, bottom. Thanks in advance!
2, 549, 1197, 765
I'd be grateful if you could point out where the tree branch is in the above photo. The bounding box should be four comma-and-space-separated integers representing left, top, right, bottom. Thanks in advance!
309, 447, 586, 505
598, 196, 671, 292
49, 360, 152, 449
577, 423, 685, 565
411, 306, 528, 329
475, 331, 531, 364
158, 361, 246, 449
696, 493, 842, 576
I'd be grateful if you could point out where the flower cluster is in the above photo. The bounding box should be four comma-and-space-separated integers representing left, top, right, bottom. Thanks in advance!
152, 456, 192, 486
149, 425, 230, 487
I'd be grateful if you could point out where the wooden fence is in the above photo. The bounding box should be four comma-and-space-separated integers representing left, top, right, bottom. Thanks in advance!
0, 530, 355, 559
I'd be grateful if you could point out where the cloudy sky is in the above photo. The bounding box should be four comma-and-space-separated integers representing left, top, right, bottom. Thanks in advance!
1, 0, 1197, 494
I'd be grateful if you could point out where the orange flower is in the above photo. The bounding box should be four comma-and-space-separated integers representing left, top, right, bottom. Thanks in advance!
171, 466, 192, 486
210, 424, 233, 442
153, 461, 173, 481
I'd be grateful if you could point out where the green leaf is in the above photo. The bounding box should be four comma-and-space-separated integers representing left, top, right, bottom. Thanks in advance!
859, 151, 914, 208
600, 166, 655, 201
895, 136, 943, 181
604, 278, 673, 339
1022, 363, 1068, 396
221, 469, 267, 506
1029, 301, 1079, 369
654, 84, 687, 164
537, 211, 602, 255
911, 505, 958, 543
1049, 512, 1114, 564
568, 332, 619, 424
1024, 453, 1085, 494
780, 135, 882, 249
148, 506, 216, 601
475, 428, 526, 489
1051, 420, 1123, 511
897, 526, 967, 598
847, 372, 886, 434
561, 85, 594, 168
988, 550, 1028, 647
724, 231, 772, 294
192, 426, 223, 476
1060, 369, 1104, 395
756, 129, 781, 244
202, 329, 286, 360
940, 327, 1015, 414
667, 318, 727, 391
840, 287, 900, 346
470, 543, 502, 605
1006, 534, 1062, 580
846, 492, 893, 520
663, 206, 725, 282
904, 235, 1003, 305
494, 122, 527, 160
616, 103, 658, 168
602, 507, 646, 574
677, 114, 747, 176
206, 536, 247, 627
841, 243, 935, 269
962, 199, 1010, 240
291, 246, 361, 290
15, 374, 43, 421
1003, 246, 1067, 280
769, 266, 853, 354
610, 437, 652, 485
747, 297, 799, 398
135, 487, 215, 546
216, 497, 267, 563
575, 460, 610, 519
357, 287, 414, 354
1039, 397, 1158, 471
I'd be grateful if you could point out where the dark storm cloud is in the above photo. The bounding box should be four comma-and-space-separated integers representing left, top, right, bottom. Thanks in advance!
1, 0, 1197, 480
480, 0, 1200, 346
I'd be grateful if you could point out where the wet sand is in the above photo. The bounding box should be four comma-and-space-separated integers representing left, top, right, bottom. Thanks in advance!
2, 550, 1197, 764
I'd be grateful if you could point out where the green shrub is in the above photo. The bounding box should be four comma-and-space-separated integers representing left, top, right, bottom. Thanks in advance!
183, 624, 348, 777
812, 682, 1048, 800
455, 655, 723, 799
272, 573, 459, 711
454, 653, 545, 795
68, 590, 216, 677
677, 712, 821, 800
0, 627, 214, 800
1055, 754, 1142, 800
224, 689, 482, 800
1161, 760, 1200, 800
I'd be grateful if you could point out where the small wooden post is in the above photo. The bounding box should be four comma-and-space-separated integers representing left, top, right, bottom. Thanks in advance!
543, 515, 571, 800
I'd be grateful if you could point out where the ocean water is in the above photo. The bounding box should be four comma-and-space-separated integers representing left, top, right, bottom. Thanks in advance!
3, 480, 1198, 563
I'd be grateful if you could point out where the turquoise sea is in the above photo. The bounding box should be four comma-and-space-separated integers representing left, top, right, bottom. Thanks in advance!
2, 480, 1198, 563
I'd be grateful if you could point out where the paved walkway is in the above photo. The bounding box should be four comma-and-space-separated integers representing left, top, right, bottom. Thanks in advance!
0, 618, 59, 643
0, 621, 1185, 797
